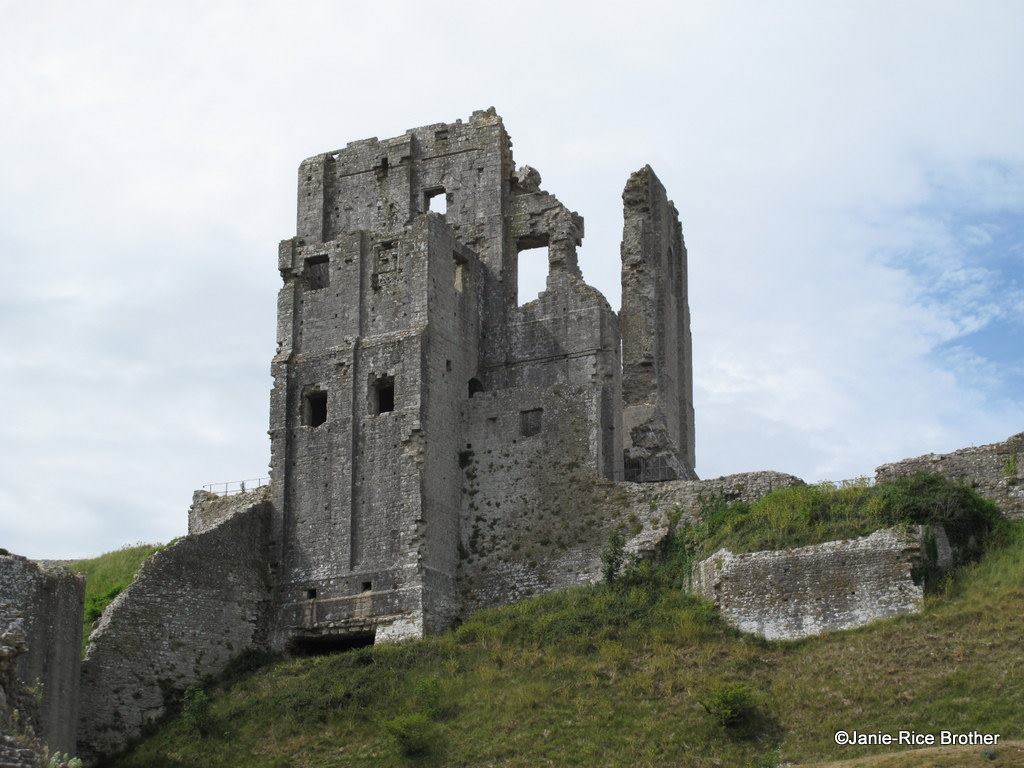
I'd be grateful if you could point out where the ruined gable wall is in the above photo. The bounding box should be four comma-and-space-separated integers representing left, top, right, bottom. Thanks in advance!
692, 527, 929, 640
77, 494, 271, 763
0, 554, 83, 756
875, 432, 1024, 519
620, 165, 696, 479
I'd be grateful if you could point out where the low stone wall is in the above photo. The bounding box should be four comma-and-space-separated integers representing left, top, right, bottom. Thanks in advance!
76, 490, 272, 763
876, 432, 1024, 519
692, 527, 930, 640
0, 554, 83, 755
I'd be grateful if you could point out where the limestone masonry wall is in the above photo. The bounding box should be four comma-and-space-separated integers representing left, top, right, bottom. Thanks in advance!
0, 554, 83, 756
876, 432, 1024, 519
692, 527, 931, 640
1, 617, 48, 767
76, 490, 271, 763
459, 466, 802, 615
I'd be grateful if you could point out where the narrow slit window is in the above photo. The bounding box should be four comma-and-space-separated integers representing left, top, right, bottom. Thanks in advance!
372, 376, 395, 414
303, 390, 328, 428
453, 251, 466, 293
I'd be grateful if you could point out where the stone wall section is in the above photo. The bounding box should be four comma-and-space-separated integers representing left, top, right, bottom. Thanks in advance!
0, 554, 83, 756
1, 618, 48, 767
620, 165, 696, 480
458, 458, 802, 614
76, 493, 271, 763
876, 432, 1024, 519
692, 527, 930, 640
188, 488, 268, 535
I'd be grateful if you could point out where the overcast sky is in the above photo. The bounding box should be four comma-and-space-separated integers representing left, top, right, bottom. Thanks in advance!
2, 1, 1022, 559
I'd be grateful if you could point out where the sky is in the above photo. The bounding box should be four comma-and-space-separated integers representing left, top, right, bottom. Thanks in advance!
1, 1, 1022, 559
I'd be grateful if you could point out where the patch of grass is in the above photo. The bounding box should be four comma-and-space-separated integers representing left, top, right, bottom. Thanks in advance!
72, 543, 162, 653
1005, 453, 1019, 481
103, 520, 1024, 768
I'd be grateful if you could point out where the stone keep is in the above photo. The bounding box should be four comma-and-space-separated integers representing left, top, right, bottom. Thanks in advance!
267, 108, 696, 649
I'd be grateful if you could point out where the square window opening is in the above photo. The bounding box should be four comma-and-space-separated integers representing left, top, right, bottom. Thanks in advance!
361, 581, 372, 593
305, 255, 330, 290
306, 588, 317, 600
425, 188, 447, 215
304, 391, 328, 428
520, 408, 543, 437
372, 376, 395, 414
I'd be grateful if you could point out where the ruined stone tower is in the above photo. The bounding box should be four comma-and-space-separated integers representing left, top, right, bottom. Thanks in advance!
267, 109, 695, 649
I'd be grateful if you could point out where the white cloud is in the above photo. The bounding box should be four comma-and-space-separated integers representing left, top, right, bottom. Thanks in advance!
1, 1, 1022, 557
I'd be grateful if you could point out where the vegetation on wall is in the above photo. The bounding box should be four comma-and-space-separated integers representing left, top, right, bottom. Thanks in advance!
685, 473, 1005, 564
72, 544, 162, 653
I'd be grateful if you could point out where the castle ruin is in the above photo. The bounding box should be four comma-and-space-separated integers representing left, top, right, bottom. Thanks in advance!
267, 107, 695, 648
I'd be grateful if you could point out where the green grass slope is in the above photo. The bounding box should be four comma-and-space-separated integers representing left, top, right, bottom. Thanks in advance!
103, 494, 1023, 768
72, 543, 162, 652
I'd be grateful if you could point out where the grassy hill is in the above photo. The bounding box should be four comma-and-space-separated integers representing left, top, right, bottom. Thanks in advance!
71, 543, 163, 652
99, 477, 1023, 768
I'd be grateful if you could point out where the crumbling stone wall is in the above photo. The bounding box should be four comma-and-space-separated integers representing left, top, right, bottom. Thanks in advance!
620, 165, 696, 480
76, 491, 271, 763
0, 554, 83, 756
188, 488, 267, 534
876, 432, 1024, 519
0, 619, 47, 768
692, 527, 934, 640
458, 454, 801, 614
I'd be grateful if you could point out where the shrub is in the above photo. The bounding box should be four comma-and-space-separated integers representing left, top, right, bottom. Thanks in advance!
601, 532, 626, 583
181, 686, 211, 736
383, 712, 439, 757
413, 676, 444, 719
1003, 453, 1018, 481
47, 753, 83, 768
697, 680, 758, 727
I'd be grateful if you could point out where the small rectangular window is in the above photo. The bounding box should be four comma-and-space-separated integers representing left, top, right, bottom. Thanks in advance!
303, 391, 328, 428
306, 588, 317, 600
361, 581, 372, 593
305, 255, 329, 290
372, 376, 395, 414
520, 408, 542, 437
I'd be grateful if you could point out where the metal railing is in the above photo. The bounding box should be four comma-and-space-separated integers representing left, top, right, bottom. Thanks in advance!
614, 455, 681, 483
818, 476, 875, 489
201, 477, 270, 496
